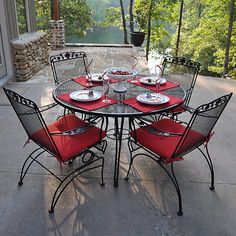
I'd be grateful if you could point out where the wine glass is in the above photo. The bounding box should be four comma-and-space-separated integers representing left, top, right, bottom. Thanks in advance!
155, 77, 162, 94
102, 76, 111, 103
154, 64, 163, 78
130, 56, 139, 83
86, 59, 93, 86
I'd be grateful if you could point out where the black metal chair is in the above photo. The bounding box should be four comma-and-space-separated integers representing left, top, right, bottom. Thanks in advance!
3, 87, 107, 213
126, 93, 232, 215
50, 51, 92, 117
161, 56, 201, 118
50, 51, 90, 85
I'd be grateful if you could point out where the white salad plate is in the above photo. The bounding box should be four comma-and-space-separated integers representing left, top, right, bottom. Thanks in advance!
139, 77, 167, 85
69, 90, 102, 102
136, 93, 170, 105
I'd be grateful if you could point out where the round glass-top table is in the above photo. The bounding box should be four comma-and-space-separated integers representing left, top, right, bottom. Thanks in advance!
53, 77, 186, 186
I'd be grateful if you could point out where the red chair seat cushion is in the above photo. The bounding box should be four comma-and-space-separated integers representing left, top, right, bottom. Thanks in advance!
31, 114, 106, 162
130, 118, 206, 161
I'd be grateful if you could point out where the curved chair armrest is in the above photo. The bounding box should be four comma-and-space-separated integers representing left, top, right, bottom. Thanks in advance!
132, 117, 183, 137
38, 102, 58, 112
50, 124, 93, 136
142, 126, 183, 137
133, 117, 156, 127
19, 102, 58, 116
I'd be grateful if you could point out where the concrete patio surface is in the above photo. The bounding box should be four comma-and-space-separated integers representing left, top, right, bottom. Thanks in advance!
0, 46, 236, 236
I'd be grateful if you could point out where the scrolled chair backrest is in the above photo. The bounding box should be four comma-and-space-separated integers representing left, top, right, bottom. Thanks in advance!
174, 92, 233, 157
3, 87, 60, 158
162, 56, 201, 106
50, 51, 89, 85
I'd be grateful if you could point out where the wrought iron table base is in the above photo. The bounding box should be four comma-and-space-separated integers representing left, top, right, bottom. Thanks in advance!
113, 116, 125, 187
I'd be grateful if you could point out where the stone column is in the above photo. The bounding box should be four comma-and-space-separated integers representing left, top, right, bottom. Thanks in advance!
48, 20, 65, 49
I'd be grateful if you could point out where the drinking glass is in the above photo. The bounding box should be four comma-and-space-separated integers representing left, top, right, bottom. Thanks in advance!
102, 77, 111, 103
130, 56, 139, 83
154, 64, 163, 78
86, 59, 93, 86
155, 77, 162, 94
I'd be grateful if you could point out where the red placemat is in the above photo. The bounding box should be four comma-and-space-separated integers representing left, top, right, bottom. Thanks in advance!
72, 76, 119, 88
128, 77, 179, 92
123, 94, 184, 113
58, 93, 117, 111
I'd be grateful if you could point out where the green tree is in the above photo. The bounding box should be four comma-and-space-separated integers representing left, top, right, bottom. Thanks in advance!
224, 0, 235, 76
16, 0, 28, 34
103, 7, 122, 27
129, 0, 134, 33
87, 0, 111, 23
60, 0, 92, 36
146, 0, 154, 59
135, 0, 177, 52
35, 0, 92, 37
175, 0, 184, 56
120, 0, 128, 44
175, 0, 235, 77
102, 1, 129, 44
35, 0, 50, 31
134, 0, 235, 78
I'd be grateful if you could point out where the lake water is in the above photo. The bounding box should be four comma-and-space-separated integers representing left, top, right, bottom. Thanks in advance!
65, 25, 163, 72
66, 26, 127, 44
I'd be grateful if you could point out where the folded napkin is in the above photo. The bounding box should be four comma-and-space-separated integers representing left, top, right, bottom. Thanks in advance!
128, 77, 179, 92
72, 76, 119, 88
58, 93, 117, 111
123, 94, 184, 113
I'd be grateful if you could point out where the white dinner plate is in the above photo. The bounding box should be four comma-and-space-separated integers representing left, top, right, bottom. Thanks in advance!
139, 77, 167, 85
69, 90, 102, 102
136, 93, 170, 105
90, 74, 108, 82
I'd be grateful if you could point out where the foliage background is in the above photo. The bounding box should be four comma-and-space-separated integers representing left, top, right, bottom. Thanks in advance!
16, 0, 28, 34
34, 0, 235, 78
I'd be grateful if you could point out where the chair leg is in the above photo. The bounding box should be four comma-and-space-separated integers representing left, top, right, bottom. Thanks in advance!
158, 161, 183, 216
125, 139, 183, 215
125, 139, 141, 180
49, 155, 104, 214
197, 145, 215, 190
18, 148, 45, 186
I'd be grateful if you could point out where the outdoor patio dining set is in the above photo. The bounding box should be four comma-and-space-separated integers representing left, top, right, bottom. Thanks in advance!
3, 52, 233, 216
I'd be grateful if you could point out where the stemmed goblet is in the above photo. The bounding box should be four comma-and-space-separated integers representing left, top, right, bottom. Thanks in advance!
154, 64, 163, 78
130, 56, 139, 83
100, 72, 111, 103
86, 59, 94, 87
155, 77, 162, 94
154, 64, 163, 94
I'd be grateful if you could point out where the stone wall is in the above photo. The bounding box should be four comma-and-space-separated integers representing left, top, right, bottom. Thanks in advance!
11, 32, 49, 81
49, 20, 65, 49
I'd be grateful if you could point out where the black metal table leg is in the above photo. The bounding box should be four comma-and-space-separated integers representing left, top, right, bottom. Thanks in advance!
113, 116, 125, 187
